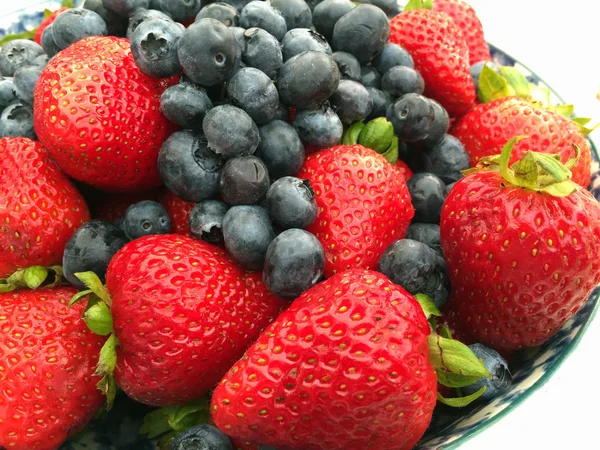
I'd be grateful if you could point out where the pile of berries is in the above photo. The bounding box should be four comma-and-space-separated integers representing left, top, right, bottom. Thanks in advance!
1, 1, 599, 450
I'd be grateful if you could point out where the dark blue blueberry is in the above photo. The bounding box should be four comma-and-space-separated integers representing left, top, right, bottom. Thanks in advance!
270, 0, 313, 30
386, 93, 434, 142
306, 0, 326, 9
263, 228, 325, 300
160, 82, 213, 129
281, 28, 332, 62
365, 88, 392, 121
41, 25, 60, 58
216, 1, 255, 14
256, 120, 305, 179
266, 177, 317, 229
407, 172, 446, 224
273, 103, 290, 122
373, 43, 414, 73
63, 220, 129, 289
241, 27, 283, 79
171, 424, 233, 450
189, 200, 229, 244
178, 18, 242, 86
240, 1, 288, 41
0, 40, 44, 77
420, 134, 469, 184
203, 104, 260, 157
420, 99, 450, 148
313, 0, 355, 42
196, 3, 240, 27
230, 26, 247, 50
470, 60, 499, 93
219, 156, 271, 205
103, 0, 150, 17
131, 18, 184, 78
31, 55, 49, 69
445, 182, 456, 197
151, 0, 203, 22
360, 65, 382, 89
381, 66, 425, 98
462, 344, 512, 401
123, 200, 172, 240
332, 51, 361, 82
227, 67, 279, 125
378, 239, 449, 308
13, 65, 43, 105
277, 51, 340, 109
293, 105, 343, 148
406, 223, 442, 256
126, 8, 174, 39
332, 4, 390, 64
158, 130, 225, 202
368, 0, 401, 17
84, 0, 128, 36
0, 102, 35, 139
223, 205, 275, 270
115, 216, 126, 231
0, 77, 18, 109
51, 8, 107, 50
329, 79, 373, 125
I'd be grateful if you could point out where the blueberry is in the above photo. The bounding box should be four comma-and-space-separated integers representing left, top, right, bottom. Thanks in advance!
373, 43, 414, 73
103, 0, 150, 17
240, 1, 287, 41
158, 130, 225, 202
219, 156, 270, 205
270, 0, 313, 30
0, 40, 45, 77
160, 82, 213, 129
0, 77, 17, 109
378, 239, 449, 308
63, 220, 129, 289
52, 9, 107, 50
418, 99, 450, 148
123, 200, 172, 240
131, 18, 184, 78
203, 104, 260, 157
462, 344, 512, 401
171, 424, 233, 450
126, 8, 174, 39
178, 18, 242, 86
305, 0, 326, 9
421, 135, 469, 184
223, 205, 275, 270
365, 88, 392, 121
263, 229, 325, 300
241, 27, 283, 79
215, 0, 254, 13
256, 120, 305, 179
273, 103, 290, 122
84, 0, 129, 36
313, 0, 355, 42
281, 28, 332, 62
189, 200, 229, 244
387, 93, 434, 142
406, 223, 442, 256
360, 65, 382, 89
332, 51, 361, 82
445, 182, 456, 197
470, 61, 499, 93
277, 51, 340, 109
0, 102, 35, 139
150, 0, 203, 23
407, 172, 446, 224
230, 26, 247, 49
31, 55, 49, 69
329, 79, 373, 125
40, 26, 60, 58
266, 177, 317, 229
196, 3, 240, 27
13, 65, 43, 105
227, 67, 279, 125
332, 4, 390, 64
368, 0, 401, 16
381, 66, 425, 98
293, 105, 343, 148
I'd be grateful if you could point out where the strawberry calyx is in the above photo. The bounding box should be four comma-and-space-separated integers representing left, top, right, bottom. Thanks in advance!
342, 118, 399, 164
0, 265, 64, 292
403, 0, 434, 11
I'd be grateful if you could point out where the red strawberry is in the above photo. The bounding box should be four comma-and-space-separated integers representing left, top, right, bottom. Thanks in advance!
451, 96, 592, 187
93, 188, 163, 222
34, 7, 69, 45
104, 234, 286, 406
433, 0, 491, 64
440, 139, 600, 350
437, 301, 475, 346
396, 159, 414, 181
34, 36, 178, 193
389, 8, 476, 117
211, 269, 437, 450
0, 286, 105, 450
0, 137, 90, 278
161, 190, 196, 237
297, 144, 414, 277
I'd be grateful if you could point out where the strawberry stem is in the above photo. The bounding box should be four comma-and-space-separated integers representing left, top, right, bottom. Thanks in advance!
0, 265, 64, 292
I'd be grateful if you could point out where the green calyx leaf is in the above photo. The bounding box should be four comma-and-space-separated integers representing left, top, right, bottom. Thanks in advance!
342, 121, 364, 145
84, 301, 113, 336
0, 266, 64, 293
0, 29, 36, 46
438, 324, 453, 339
357, 117, 394, 154
427, 334, 491, 378
549, 103, 574, 118
75, 272, 112, 307
96, 333, 119, 410
477, 64, 513, 104
61, 0, 75, 7
381, 137, 399, 164
571, 117, 600, 136
44, 8, 54, 19
436, 370, 484, 389
497, 66, 531, 99
437, 386, 487, 407
415, 293, 441, 320
403, 0, 433, 11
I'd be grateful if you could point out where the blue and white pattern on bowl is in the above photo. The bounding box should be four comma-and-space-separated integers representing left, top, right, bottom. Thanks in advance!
1, 3, 599, 450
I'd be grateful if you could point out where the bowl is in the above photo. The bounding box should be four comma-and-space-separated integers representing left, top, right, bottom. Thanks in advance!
1, 2, 599, 449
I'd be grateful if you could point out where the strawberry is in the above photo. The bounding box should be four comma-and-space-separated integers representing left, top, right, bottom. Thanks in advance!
389, 6, 476, 117
34, 36, 178, 193
433, 0, 491, 64
451, 96, 592, 188
33, 7, 69, 45
211, 270, 438, 450
297, 144, 414, 277
93, 188, 163, 222
0, 137, 90, 278
161, 190, 196, 237
102, 234, 286, 407
440, 138, 600, 350
0, 286, 105, 450
396, 159, 414, 181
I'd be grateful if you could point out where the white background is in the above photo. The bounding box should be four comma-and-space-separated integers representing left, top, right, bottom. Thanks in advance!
2, 1, 599, 449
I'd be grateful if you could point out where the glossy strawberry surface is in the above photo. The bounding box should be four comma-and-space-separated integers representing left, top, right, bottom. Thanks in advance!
33, 7, 69, 45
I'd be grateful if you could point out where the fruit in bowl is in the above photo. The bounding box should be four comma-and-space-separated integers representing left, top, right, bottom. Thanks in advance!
0, 1, 599, 449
